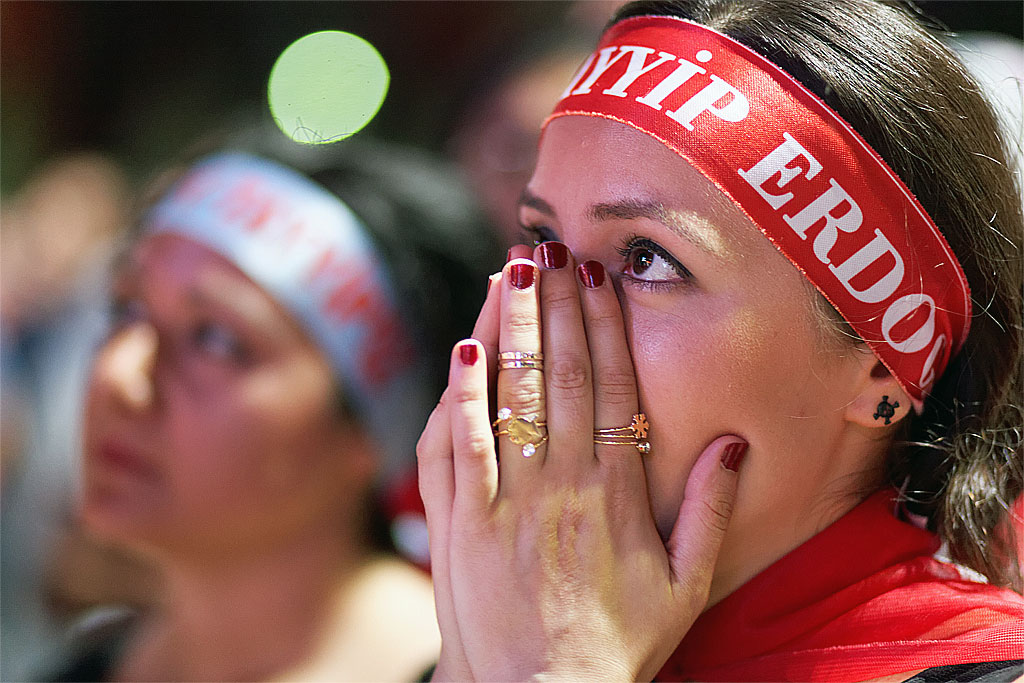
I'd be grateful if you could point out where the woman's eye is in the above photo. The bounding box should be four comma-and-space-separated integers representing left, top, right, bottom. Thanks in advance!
110, 297, 146, 327
192, 321, 247, 363
521, 225, 558, 247
618, 236, 692, 284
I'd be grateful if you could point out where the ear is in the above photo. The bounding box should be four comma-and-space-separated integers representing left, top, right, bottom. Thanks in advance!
844, 348, 912, 429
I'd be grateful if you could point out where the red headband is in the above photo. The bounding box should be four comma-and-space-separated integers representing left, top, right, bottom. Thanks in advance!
545, 16, 971, 410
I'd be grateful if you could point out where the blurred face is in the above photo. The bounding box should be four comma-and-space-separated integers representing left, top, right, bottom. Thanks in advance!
81, 234, 372, 559
523, 117, 877, 593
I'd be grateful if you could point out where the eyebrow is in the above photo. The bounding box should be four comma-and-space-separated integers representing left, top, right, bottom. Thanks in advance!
518, 189, 728, 257
518, 188, 556, 217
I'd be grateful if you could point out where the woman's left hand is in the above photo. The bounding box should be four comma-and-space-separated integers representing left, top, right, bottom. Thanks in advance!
417, 243, 746, 681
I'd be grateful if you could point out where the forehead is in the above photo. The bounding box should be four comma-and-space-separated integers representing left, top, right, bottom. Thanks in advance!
531, 116, 767, 252
127, 233, 256, 291
122, 234, 307, 335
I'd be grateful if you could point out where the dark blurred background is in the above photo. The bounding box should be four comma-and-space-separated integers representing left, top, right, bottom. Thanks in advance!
1, 1, 584, 193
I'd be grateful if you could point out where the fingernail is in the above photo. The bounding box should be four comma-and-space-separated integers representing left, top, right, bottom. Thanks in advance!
509, 262, 535, 289
721, 442, 748, 472
506, 247, 515, 263
577, 260, 605, 288
538, 241, 568, 270
459, 344, 478, 366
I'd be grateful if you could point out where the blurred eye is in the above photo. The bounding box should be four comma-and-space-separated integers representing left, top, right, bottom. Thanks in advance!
617, 235, 692, 286
110, 297, 146, 328
192, 321, 247, 364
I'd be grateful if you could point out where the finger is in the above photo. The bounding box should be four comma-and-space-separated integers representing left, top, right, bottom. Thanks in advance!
576, 260, 642, 465
666, 437, 747, 597
415, 390, 468, 675
449, 339, 499, 513
535, 241, 592, 471
496, 258, 546, 470
474, 273, 502, 407
416, 389, 455, 557
418, 273, 500, 556
507, 243, 533, 262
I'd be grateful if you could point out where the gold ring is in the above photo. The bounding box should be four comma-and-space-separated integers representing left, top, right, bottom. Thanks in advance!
498, 351, 544, 361
498, 358, 544, 370
593, 413, 651, 455
492, 407, 548, 457
497, 351, 544, 372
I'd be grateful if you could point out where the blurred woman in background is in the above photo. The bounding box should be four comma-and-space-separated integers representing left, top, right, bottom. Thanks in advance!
55, 133, 497, 681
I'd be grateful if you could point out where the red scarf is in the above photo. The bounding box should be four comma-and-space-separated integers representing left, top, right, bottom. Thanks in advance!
657, 489, 1024, 681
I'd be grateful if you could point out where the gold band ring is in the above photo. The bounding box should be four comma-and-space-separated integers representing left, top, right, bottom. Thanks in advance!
492, 407, 548, 458
593, 413, 651, 455
498, 351, 544, 361
498, 358, 544, 370
497, 351, 544, 372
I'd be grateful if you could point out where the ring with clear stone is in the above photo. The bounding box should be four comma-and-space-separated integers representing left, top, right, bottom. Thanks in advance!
492, 407, 548, 458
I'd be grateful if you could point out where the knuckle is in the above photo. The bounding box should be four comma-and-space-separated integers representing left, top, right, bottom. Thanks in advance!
449, 386, 482, 407
505, 310, 540, 335
594, 367, 636, 401
586, 308, 623, 333
541, 288, 579, 314
547, 356, 590, 397
700, 494, 735, 534
504, 384, 545, 416
461, 430, 496, 459
415, 434, 430, 459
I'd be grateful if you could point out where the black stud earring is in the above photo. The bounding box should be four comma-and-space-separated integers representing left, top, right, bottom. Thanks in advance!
873, 395, 899, 425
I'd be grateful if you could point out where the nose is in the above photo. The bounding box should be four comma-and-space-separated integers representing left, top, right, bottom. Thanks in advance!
93, 323, 159, 414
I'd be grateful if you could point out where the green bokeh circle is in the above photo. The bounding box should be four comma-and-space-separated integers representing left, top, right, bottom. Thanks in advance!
268, 31, 389, 144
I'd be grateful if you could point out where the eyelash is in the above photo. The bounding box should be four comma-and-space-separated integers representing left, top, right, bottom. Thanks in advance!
521, 224, 558, 247
615, 233, 693, 292
519, 226, 693, 291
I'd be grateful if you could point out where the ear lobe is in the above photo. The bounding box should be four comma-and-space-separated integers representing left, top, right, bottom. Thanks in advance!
844, 358, 911, 429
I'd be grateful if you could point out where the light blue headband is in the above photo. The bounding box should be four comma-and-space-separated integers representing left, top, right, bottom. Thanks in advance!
144, 152, 431, 478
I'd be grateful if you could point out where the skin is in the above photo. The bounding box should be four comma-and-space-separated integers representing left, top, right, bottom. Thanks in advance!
418, 117, 910, 680
81, 233, 439, 681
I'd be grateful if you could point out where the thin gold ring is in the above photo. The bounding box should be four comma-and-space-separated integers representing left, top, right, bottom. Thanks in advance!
593, 413, 651, 455
498, 358, 544, 371
498, 351, 544, 361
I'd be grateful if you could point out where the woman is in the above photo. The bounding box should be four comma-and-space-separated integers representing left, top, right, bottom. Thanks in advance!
65, 138, 497, 681
417, 0, 1023, 680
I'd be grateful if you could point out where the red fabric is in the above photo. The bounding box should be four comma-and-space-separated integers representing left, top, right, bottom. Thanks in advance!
656, 489, 1024, 681
544, 17, 971, 411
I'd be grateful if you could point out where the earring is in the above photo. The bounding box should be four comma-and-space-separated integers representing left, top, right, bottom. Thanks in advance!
873, 395, 899, 425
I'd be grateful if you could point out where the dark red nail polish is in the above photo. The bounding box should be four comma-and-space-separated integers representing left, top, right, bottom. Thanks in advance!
459, 344, 478, 366
538, 241, 568, 270
721, 442, 748, 472
577, 260, 605, 288
506, 248, 515, 263
509, 263, 535, 289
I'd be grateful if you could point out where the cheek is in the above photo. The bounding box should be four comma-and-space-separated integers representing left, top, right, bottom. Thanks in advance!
163, 367, 338, 509
622, 294, 831, 533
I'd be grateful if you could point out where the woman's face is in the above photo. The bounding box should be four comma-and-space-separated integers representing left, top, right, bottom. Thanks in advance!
81, 234, 372, 558
522, 117, 879, 595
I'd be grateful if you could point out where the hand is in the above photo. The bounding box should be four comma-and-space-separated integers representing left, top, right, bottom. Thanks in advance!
418, 269, 502, 682
418, 243, 746, 681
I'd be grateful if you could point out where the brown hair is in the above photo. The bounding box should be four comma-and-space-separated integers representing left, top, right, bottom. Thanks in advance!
614, 0, 1024, 589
